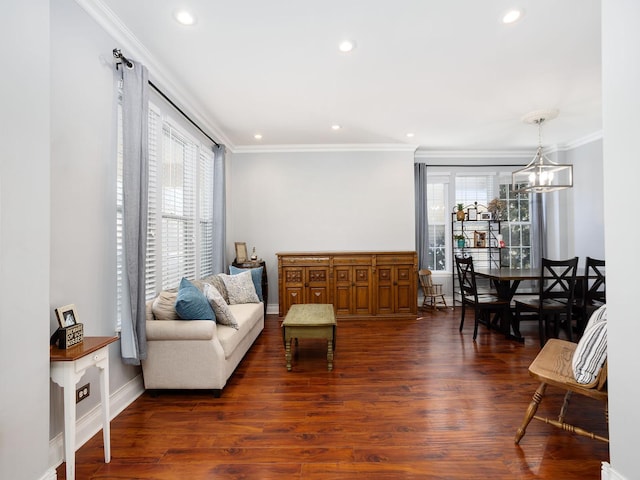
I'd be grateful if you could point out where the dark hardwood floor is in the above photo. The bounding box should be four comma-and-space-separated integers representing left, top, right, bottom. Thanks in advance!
58, 307, 609, 479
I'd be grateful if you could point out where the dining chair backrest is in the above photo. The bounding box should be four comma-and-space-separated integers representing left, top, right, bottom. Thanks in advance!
455, 256, 479, 303
538, 257, 579, 303
583, 257, 606, 307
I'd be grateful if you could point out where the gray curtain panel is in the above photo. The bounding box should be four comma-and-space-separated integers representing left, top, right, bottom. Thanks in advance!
530, 192, 546, 269
212, 144, 227, 274
121, 60, 149, 365
414, 163, 429, 269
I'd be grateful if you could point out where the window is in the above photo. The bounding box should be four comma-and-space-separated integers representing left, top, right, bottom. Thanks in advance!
147, 106, 215, 297
426, 181, 448, 271
421, 167, 533, 273
117, 100, 215, 329
499, 179, 532, 269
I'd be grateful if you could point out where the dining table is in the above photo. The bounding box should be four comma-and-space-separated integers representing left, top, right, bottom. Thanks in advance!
473, 266, 595, 343
473, 267, 541, 342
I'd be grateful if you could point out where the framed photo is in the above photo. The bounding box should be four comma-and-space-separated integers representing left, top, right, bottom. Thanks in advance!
467, 207, 478, 221
55, 304, 79, 328
479, 212, 492, 221
474, 231, 487, 248
235, 242, 248, 263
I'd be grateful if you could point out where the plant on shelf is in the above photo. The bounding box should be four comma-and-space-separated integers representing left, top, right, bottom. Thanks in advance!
456, 203, 466, 221
454, 234, 466, 248
488, 198, 505, 221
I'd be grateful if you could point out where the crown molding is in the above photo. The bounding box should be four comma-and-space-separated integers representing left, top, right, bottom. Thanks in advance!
74, 0, 233, 148
560, 130, 603, 150
231, 143, 419, 154
414, 149, 532, 159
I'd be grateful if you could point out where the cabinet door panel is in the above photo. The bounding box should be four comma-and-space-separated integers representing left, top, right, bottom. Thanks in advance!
376, 266, 394, 314
394, 265, 415, 314
284, 287, 303, 313
334, 266, 352, 315
353, 266, 372, 315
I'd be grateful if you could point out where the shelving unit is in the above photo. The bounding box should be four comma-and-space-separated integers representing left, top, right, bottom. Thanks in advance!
451, 204, 504, 305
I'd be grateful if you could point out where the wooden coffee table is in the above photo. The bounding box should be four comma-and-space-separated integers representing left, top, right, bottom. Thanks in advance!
282, 304, 337, 371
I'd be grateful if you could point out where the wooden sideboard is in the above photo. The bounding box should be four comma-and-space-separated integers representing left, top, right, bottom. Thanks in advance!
277, 251, 417, 318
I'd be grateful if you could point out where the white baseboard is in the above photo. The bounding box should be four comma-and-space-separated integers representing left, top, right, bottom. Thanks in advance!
48, 374, 145, 472
602, 462, 629, 480
38, 468, 57, 480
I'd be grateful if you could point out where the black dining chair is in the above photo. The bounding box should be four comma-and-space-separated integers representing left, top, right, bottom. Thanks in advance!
514, 257, 579, 347
455, 256, 510, 341
573, 257, 606, 337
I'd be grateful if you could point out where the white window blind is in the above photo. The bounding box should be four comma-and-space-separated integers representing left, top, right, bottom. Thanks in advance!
160, 124, 197, 290
145, 107, 160, 300
198, 147, 214, 278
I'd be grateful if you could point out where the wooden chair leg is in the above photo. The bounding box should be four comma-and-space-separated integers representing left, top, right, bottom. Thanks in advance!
459, 305, 466, 332
558, 390, 573, 423
515, 382, 547, 444
473, 310, 480, 340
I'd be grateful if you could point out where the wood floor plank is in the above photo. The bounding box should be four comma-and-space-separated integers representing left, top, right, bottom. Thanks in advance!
57, 308, 609, 479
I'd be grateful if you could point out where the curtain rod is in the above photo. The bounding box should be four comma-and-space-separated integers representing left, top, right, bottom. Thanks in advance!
113, 48, 220, 148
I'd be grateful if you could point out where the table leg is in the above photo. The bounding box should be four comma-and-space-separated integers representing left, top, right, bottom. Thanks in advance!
98, 359, 111, 463
492, 279, 525, 343
327, 339, 334, 371
285, 337, 292, 371
63, 374, 77, 480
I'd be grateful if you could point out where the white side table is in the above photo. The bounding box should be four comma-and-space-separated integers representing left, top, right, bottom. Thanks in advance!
50, 336, 118, 480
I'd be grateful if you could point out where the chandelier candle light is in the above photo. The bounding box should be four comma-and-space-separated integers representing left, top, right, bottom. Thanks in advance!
512, 109, 573, 193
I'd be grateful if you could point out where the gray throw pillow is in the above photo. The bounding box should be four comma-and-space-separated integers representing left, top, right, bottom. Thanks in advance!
220, 270, 260, 304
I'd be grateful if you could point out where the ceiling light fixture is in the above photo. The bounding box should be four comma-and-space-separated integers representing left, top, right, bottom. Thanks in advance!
502, 9, 523, 24
331, 124, 341, 130
174, 10, 196, 26
338, 40, 356, 53
512, 109, 573, 193
254, 134, 263, 140
406, 132, 415, 138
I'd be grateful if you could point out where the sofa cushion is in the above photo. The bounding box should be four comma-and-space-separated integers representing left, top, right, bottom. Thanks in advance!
229, 265, 263, 301
151, 291, 180, 320
202, 274, 230, 303
220, 270, 260, 304
217, 303, 263, 358
175, 277, 215, 320
203, 283, 238, 329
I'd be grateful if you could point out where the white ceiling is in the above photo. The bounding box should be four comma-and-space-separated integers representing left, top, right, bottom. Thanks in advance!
97, 0, 602, 151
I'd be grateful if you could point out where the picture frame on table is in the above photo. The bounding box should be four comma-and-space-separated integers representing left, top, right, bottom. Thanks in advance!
55, 304, 79, 328
467, 207, 478, 221
235, 242, 248, 263
479, 211, 492, 221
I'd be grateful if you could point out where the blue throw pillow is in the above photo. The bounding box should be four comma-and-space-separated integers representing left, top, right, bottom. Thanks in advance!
229, 265, 263, 302
175, 278, 215, 320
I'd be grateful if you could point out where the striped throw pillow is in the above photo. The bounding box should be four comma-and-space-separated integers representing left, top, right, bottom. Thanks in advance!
572, 304, 607, 385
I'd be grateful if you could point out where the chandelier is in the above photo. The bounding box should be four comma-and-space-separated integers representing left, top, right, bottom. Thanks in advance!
512, 109, 573, 193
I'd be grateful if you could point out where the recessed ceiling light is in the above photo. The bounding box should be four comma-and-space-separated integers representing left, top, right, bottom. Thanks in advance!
406, 132, 415, 138
331, 125, 341, 130
502, 9, 523, 24
338, 40, 356, 53
254, 134, 262, 140
174, 9, 196, 26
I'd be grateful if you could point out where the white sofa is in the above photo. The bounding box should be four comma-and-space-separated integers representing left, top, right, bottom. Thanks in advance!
141, 276, 264, 396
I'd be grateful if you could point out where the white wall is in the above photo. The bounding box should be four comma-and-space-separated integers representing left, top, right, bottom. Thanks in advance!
230, 149, 416, 312
0, 2, 52, 479
566, 140, 605, 260
602, 1, 640, 479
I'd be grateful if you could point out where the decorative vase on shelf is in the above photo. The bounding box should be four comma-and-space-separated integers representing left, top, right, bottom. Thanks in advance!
455, 237, 465, 248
